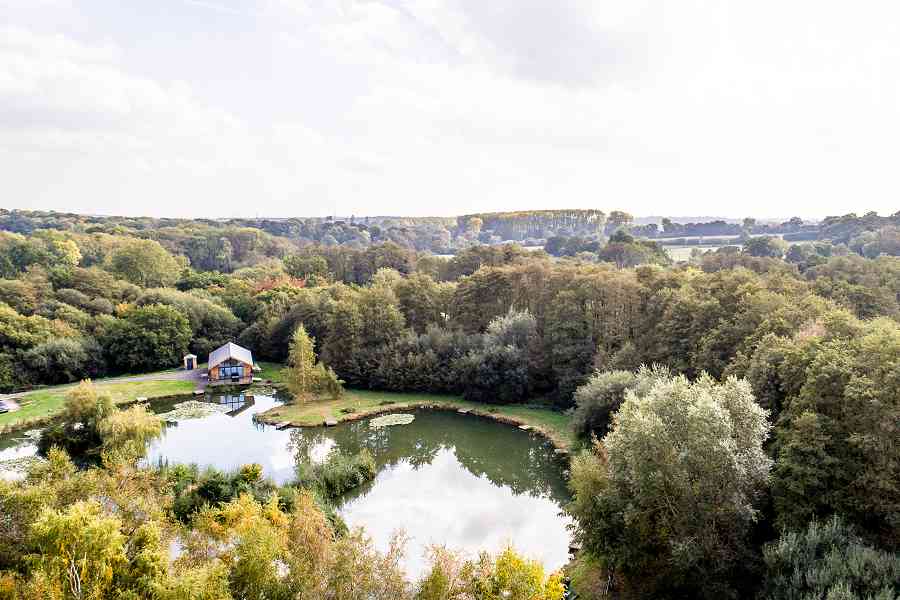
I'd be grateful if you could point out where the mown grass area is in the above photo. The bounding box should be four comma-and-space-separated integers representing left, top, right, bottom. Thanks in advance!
257, 389, 576, 449
0, 379, 196, 430
255, 361, 286, 384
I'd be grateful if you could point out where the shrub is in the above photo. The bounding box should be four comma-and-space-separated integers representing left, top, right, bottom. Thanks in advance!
760, 516, 900, 600
295, 449, 376, 498
571, 370, 637, 439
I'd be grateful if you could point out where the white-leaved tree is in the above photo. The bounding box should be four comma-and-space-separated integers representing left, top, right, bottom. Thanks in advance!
568, 371, 771, 599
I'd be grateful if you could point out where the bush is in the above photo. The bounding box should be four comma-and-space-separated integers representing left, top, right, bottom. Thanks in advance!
456, 344, 529, 404
760, 516, 900, 600
295, 449, 376, 498
571, 370, 637, 439
22, 337, 106, 385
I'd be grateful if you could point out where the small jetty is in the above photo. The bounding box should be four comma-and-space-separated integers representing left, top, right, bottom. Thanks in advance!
457, 408, 470, 414
518, 425, 531, 431
275, 421, 292, 430
324, 418, 338, 427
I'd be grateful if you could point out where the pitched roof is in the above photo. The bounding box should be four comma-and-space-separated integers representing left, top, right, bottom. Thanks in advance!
208, 342, 253, 369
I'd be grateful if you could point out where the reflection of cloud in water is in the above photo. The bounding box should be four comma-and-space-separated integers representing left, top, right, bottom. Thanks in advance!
145, 395, 298, 484
339, 447, 572, 578
308, 438, 336, 463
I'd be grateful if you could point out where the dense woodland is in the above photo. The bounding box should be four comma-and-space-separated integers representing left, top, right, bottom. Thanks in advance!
0, 208, 899, 598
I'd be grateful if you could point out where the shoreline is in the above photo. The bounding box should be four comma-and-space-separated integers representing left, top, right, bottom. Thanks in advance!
255, 393, 574, 454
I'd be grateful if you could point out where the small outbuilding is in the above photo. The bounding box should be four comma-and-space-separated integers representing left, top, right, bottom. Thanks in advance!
183, 353, 198, 370
208, 342, 254, 386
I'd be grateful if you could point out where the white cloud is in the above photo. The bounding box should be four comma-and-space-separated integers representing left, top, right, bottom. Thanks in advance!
2, 1, 900, 218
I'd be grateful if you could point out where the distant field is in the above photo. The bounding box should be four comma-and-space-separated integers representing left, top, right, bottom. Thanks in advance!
664, 245, 724, 261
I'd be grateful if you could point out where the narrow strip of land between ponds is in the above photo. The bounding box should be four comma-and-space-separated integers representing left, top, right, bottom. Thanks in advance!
255, 389, 576, 451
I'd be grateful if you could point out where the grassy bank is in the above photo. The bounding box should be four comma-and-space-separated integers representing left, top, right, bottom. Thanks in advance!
257, 389, 576, 450
255, 361, 286, 384
0, 379, 196, 431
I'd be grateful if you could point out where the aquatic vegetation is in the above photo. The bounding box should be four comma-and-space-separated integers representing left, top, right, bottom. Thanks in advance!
295, 448, 376, 498
369, 413, 415, 428
156, 400, 231, 422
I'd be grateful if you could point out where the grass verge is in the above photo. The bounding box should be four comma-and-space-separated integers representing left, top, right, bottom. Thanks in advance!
257, 389, 576, 450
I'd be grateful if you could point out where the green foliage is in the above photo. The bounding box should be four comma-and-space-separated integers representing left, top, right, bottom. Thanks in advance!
29, 500, 129, 598
106, 238, 184, 287
295, 448, 376, 498
744, 236, 788, 258
21, 337, 106, 385
763, 313, 900, 545
283, 324, 344, 400
760, 516, 900, 600
136, 287, 243, 356
283, 253, 329, 281
38, 381, 161, 460
571, 369, 638, 439
568, 372, 771, 598
99, 304, 191, 373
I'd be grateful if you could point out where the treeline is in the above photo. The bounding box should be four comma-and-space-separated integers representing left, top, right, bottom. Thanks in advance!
3, 218, 900, 394
456, 209, 607, 241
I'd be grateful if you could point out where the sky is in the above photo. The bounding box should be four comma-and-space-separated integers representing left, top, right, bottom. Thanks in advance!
1, 0, 899, 220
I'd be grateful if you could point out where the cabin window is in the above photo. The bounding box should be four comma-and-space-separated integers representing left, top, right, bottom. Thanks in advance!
217, 359, 244, 379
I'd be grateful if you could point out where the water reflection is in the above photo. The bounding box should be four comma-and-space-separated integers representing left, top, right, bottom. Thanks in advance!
146, 393, 298, 483
0, 429, 40, 481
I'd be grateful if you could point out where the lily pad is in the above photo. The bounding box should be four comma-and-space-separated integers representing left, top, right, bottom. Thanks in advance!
156, 400, 231, 422
369, 413, 415, 428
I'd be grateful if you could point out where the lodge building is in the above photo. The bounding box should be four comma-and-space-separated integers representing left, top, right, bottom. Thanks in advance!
207, 342, 254, 386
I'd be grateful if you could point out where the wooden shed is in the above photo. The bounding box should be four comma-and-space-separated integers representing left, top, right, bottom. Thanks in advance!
207, 342, 254, 386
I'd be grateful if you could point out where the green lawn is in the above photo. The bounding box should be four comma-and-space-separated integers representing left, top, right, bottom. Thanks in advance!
257, 389, 576, 449
255, 361, 286, 384
0, 379, 196, 430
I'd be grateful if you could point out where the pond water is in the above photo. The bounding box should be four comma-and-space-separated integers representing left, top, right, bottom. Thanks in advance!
147, 392, 572, 575
0, 428, 41, 481
2, 392, 573, 576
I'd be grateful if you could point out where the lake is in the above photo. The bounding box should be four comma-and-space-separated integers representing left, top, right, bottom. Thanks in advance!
0, 392, 573, 575
150, 392, 573, 576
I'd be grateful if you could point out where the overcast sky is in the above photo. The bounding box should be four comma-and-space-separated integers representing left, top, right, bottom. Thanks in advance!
2, 0, 899, 219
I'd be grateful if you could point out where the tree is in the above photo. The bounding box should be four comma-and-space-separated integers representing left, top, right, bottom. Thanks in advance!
743, 236, 787, 258
769, 316, 900, 544
283, 253, 329, 281
283, 324, 318, 399
106, 239, 183, 287
100, 304, 191, 373
283, 324, 343, 400
22, 337, 106, 384
38, 380, 161, 460
29, 500, 129, 599
568, 373, 771, 598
